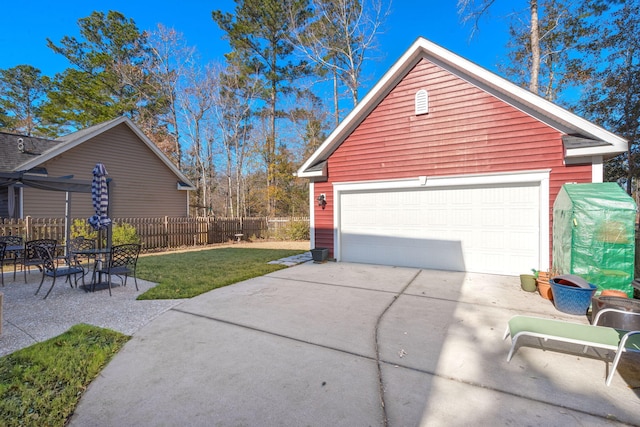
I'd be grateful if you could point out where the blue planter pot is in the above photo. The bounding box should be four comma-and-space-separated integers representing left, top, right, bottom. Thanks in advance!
550, 277, 596, 315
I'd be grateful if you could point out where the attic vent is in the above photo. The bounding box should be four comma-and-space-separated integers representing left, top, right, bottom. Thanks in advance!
17, 137, 24, 152
415, 89, 429, 115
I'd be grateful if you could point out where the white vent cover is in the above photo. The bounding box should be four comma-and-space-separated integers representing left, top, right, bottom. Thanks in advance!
415, 89, 429, 115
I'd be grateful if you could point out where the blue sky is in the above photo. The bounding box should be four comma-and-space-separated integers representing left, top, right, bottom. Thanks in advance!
0, 1, 516, 93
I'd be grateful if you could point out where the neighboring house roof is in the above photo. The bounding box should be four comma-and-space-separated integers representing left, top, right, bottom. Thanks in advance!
297, 37, 627, 178
0, 116, 195, 190
0, 132, 61, 172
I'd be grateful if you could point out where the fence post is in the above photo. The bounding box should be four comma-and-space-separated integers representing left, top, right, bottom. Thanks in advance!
163, 216, 169, 248
25, 216, 32, 240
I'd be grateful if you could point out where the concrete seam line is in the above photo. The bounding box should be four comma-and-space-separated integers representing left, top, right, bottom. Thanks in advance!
6, 319, 39, 343
169, 307, 377, 361
374, 270, 422, 427
264, 275, 406, 295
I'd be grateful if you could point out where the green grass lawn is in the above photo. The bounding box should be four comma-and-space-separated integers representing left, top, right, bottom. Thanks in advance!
0, 247, 306, 426
0, 324, 129, 427
136, 247, 306, 299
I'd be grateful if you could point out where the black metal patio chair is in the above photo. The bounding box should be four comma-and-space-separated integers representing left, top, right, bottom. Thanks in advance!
34, 245, 85, 299
22, 239, 57, 283
65, 236, 97, 272
94, 243, 141, 296
0, 235, 24, 281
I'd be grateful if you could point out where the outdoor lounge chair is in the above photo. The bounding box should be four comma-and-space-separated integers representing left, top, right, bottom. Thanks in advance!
34, 245, 85, 299
503, 313, 640, 386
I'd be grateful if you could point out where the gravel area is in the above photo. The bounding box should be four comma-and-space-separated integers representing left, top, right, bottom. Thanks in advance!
0, 274, 182, 357
0, 240, 311, 357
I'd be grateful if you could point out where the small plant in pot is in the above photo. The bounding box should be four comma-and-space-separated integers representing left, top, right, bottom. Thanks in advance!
535, 267, 558, 300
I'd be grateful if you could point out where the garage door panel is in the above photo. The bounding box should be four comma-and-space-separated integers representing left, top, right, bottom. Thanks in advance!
339, 183, 540, 275
340, 233, 466, 271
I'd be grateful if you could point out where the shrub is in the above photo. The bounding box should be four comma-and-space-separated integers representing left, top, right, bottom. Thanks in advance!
70, 219, 140, 245
70, 219, 97, 240
112, 222, 141, 245
270, 220, 310, 241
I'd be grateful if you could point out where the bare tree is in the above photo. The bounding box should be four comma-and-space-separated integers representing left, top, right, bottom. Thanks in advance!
213, 62, 261, 217
288, 0, 390, 125
180, 65, 219, 216
147, 24, 198, 169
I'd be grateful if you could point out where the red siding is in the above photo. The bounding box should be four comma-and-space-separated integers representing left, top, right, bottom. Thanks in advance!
315, 58, 593, 259
313, 181, 334, 256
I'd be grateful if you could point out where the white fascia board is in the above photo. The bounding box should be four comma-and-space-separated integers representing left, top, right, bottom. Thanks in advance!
177, 182, 196, 190
298, 170, 326, 179
566, 143, 627, 158
297, 162, 328, 179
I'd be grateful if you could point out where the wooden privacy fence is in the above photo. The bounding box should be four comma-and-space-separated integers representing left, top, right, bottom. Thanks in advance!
0, 216, 309, 251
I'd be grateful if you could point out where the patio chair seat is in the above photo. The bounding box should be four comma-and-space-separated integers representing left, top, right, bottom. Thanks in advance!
503, 314, 640, 386
104, 265, 133, 276
34, 245, 84, 299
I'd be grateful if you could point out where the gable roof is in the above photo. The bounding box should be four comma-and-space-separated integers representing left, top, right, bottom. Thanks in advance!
0, 132, 62, 171
297, 37, 627, 178
1, 117, 195, 190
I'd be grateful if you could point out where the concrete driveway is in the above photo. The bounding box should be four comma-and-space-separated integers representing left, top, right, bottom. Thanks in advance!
68, 262, 639, 426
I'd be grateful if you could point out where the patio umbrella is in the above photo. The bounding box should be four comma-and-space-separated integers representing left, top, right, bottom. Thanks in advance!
88, 163, 111, 231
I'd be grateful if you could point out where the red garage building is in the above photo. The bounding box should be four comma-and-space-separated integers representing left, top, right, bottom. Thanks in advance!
297, 37, 627, 276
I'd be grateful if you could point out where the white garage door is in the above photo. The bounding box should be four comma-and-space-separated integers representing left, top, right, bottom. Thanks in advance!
338, 183, 540, 275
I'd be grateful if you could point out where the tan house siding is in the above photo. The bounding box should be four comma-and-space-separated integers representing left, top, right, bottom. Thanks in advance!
22, 123, 187, 218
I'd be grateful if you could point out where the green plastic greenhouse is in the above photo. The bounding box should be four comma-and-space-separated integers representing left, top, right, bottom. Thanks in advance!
553, 183, 637, 297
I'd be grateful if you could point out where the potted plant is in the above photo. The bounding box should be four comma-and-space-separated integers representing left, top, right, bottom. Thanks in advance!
519, 270, 537, 292
535, 268, 557, 300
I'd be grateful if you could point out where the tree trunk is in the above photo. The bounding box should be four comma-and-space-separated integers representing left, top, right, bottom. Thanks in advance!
226, 143, 233, 217
529, 0, 540, 94
333, 67, 340, 127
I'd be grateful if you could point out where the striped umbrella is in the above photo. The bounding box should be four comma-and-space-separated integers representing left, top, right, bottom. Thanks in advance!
88, 163, 111, 230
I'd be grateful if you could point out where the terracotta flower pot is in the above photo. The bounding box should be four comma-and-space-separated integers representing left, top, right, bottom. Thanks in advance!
538, 276, 553, 301
600, 289, 628, 298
